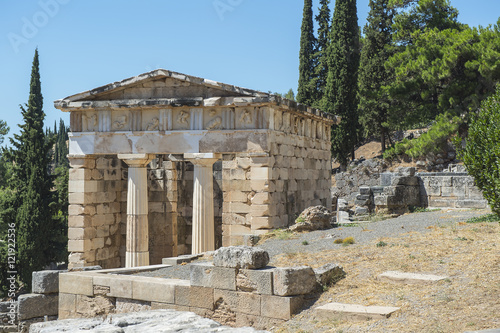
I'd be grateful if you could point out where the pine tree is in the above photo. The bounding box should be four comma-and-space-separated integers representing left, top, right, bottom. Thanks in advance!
8, 49, 55, 289
314, 0, 331, 105
296, 0, 317, 106
358, 0, 395, 152
322, 0, 360, 167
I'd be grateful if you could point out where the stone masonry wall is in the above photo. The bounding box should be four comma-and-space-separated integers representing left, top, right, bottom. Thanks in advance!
68, 156, 124, 269
221, 126, 332, 247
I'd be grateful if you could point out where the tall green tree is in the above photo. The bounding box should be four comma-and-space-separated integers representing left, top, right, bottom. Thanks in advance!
322, 0, 360, 167
7, 49, 56, 289
389, 0, 463, 46
358, 0, 395, 152
297, 0, 317, 106
313, 0, 331, 106
385, 22, 500, 130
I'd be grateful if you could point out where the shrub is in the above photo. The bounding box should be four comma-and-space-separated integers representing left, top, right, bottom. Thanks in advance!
342, 237, 355, 245
334, 238, 344, 244
456, 85, 500, 216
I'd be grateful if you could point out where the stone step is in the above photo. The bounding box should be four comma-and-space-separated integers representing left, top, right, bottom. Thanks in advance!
377, 271, 448, 284
315, 302, 400, 321
161, 254, 202, 266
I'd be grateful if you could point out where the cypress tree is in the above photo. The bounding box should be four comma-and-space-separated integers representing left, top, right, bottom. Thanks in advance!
358, 0, 395, 152
322, 0, 360, 167
297, 0, 317, 106
8, 49, 55, 289
314, 0, 331, 105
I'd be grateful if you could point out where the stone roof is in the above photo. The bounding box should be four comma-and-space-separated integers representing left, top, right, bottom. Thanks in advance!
54, 69, 339, 124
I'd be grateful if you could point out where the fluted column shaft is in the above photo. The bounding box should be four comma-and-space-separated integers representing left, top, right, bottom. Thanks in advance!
185, 153, 219, 254
118, 154, 153, 267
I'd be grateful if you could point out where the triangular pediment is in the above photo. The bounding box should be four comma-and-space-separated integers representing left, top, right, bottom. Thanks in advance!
59, 69, 268, 102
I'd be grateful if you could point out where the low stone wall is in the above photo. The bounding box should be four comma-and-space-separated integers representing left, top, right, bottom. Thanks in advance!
350, 166, 488, 216
418, 170, 487, 209
58, 247, 345, 331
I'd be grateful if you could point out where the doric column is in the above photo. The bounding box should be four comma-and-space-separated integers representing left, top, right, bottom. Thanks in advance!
185, 153, 220, 254
118, 154, 153, 267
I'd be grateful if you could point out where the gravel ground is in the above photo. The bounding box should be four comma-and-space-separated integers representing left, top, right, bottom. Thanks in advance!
259, 208, 489, 259
135, 208, 489, 280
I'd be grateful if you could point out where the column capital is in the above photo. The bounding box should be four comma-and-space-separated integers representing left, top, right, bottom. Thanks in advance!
184, 153, 221, 166
118, 154, 154, 168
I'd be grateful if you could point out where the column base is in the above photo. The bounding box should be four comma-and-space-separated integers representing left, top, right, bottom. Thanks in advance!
126, 251, 150, 267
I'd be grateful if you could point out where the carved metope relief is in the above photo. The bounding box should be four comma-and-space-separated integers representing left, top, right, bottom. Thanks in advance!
146, 117, 159, 131
112, 115, 128, 130
176, 109, 190, 130
206, 110, 222, 130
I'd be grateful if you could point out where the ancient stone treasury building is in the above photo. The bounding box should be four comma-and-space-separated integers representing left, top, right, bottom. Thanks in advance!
55, 69, 338, 269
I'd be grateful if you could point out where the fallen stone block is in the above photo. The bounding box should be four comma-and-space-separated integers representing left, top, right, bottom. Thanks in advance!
377, 271, 448, 284
315, 302, 399, 320
213, 246, 269, 270
273, 266, 316, 296
313, 263, 346, 287
32, 270, 64, 294
17, 293, 58, 320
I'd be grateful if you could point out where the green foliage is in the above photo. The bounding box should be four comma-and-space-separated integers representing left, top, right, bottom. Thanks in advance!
284, 88, 296, 101
313, 0, 331, 106
333, 238, 344, 244
0, 121, 8, 146
302, 240, 309, 245
376, 241, 388, 247
383, 113, 462, 159
385, 22, 500, 130
297, 0, 317, 106
295, 215, 305, 223
358, 0, 395, 152
322, 0, 360, 166
4, 49, 62, 290
390, 0, 463, 46
466, 214, 500, 224
456, 85, 500, 216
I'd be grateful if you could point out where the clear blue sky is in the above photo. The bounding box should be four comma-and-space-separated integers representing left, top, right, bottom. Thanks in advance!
1, 0, 499, 142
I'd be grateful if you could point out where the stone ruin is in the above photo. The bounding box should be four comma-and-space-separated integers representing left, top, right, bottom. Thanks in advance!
54, 69, 339, 270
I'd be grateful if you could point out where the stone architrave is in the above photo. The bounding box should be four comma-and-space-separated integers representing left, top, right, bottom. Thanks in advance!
118, 154, 153, 267
185, 153, 220, 254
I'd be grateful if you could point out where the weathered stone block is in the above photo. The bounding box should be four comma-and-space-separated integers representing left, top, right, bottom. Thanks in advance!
190, 263, 237, 290
59, 273, 94, 296
92, 274, 133, 298
32, 270, 63, 294
261, 295, 303, 320
236, 268, 274, 295
58, 293, 76, 319
273, 266, 316, 296
188, 286, 214, 310
18, 293, 58, 320
213, 246, 269, 270
115, 298, 151, 313
132, 277, 175, 303
313, 264, 346, 287
237, 292, 261, 316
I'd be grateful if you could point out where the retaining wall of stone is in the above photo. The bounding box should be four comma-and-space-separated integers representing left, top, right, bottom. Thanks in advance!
57, 258, 343, 330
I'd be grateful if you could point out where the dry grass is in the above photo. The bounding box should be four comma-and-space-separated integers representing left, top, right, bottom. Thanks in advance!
271, 221, 500, 333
